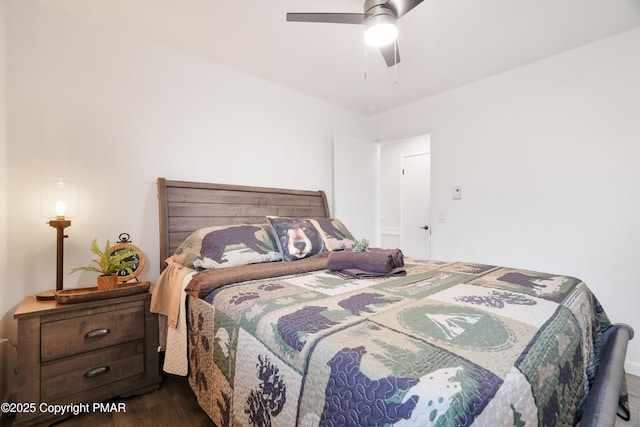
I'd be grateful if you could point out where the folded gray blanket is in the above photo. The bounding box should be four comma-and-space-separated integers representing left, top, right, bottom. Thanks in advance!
333, 267, 407, 279
366, 248, 405, 268
327, 248, 404, 273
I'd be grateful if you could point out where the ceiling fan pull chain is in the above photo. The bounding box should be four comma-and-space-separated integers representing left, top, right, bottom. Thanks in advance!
364, 34, 368, 79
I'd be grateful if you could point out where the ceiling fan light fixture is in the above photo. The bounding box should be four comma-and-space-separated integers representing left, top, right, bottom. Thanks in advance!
364, 11, 398, 47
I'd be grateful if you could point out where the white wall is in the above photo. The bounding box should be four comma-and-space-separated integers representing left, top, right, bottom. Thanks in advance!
373, 27, 640, 374
2, 0, 371, 394
333, 134, 379, 245
0, 0, 8, 405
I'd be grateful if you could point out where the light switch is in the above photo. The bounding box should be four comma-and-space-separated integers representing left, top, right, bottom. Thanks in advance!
452, 186, 462, 200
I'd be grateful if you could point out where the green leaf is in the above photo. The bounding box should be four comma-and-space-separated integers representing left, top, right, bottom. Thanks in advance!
70, 238, 138, 276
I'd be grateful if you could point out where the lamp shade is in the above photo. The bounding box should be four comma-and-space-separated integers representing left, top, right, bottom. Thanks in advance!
364, 10, 398, 47
41, 178, 79, 219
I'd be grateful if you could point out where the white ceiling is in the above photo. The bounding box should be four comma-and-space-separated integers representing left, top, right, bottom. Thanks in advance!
39, 0, 640, 115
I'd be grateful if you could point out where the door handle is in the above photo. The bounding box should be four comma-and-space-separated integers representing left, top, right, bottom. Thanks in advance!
419, 225, 429, 230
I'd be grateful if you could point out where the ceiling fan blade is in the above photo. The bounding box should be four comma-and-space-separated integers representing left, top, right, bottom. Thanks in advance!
286, 13, 366, 25
385, 0, 424, 19
380, 42, 401, 67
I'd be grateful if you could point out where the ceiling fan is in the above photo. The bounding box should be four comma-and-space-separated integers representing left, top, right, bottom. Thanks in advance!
287, 0, 424, 67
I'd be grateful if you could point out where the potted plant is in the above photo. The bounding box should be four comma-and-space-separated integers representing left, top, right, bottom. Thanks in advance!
70, 238, 138, 290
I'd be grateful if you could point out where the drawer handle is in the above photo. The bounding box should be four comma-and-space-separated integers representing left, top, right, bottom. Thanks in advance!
84, 366, 110, 378
85, 328, 110, 339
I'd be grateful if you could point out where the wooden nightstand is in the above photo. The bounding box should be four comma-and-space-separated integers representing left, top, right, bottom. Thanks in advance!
13, 291, 161, 426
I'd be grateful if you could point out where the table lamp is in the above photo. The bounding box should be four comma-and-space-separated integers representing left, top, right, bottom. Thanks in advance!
38, 178, 79, 300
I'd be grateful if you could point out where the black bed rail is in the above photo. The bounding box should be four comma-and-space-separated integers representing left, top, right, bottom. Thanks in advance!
580, 323, 634, 427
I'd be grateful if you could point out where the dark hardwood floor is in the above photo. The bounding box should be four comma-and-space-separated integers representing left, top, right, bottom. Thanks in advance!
2, 374, 639, 426
52, 374, 214, 427
617, 373, 640, 427
1, 374, 214, 427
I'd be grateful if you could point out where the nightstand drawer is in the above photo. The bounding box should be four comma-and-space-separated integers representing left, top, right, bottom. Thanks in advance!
41, 306, 145, 362
41, 340, 145, 401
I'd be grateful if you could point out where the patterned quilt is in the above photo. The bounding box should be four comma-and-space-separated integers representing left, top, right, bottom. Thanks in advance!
185, 259, 617, 426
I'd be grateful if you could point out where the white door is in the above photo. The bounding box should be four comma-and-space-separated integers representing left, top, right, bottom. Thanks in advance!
401, 153, 431, 258
333, 135, 379, 245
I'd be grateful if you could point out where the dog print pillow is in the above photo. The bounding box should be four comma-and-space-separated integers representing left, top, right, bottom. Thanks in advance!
267, 216, 326, 261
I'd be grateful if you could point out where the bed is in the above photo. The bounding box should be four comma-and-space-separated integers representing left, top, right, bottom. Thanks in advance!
152, 177, 633, 427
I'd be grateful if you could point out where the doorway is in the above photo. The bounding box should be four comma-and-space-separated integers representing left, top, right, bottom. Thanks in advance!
379, 135, 430, 257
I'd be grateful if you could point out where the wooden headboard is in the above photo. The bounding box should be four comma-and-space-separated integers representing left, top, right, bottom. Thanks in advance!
157, 178, 330, 271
